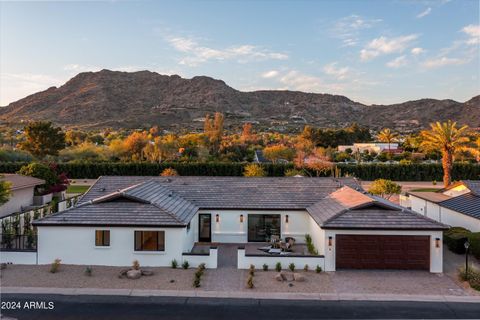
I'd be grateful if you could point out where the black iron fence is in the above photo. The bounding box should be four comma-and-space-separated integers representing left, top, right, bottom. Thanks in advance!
0, 233, 37, 251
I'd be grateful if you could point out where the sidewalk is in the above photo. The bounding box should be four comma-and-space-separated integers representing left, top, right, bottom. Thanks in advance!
2, 286, 480, 303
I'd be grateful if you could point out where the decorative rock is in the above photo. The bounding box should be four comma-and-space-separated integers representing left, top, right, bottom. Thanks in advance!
294, 273, 305, 282
141, 269, 154, 276
118, 269, 129, 279
126, 269, 142, 280
275, 273, 284, 282
282, 272, 294, 282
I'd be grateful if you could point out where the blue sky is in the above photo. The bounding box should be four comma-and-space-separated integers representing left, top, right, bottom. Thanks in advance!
0, 0, 479, 106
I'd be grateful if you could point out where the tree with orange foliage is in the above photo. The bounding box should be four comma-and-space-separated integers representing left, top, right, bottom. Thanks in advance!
124, 131, 149, 161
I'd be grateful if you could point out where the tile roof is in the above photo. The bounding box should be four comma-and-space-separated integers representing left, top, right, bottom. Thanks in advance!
0, 174, 45, 191
439, 193, 480, 220
34, 176, 447, 230
463, 180, 480, 197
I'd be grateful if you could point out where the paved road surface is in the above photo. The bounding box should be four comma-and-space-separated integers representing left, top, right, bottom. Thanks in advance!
1, 294, 480, 320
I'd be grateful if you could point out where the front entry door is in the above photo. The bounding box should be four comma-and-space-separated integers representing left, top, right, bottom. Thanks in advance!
198, 214, 212, 242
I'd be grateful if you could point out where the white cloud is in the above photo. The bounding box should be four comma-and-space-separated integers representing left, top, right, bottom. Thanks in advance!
323, 62, 349, 80
278, 70, 343, 93
462, 24, 480, 45
416, 7, 432, 19
360, 34, 418, 61
422, 57, 466, 68
411, 47, 425, 55
164, 36, 288, 66
261, 70, 280, 79
386, 56, 408, 68
0, 73, 64, 105
63, 64, 102, 73
330, 14, 382, 47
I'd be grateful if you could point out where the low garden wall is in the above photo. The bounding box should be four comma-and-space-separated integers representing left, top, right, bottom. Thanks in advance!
237, 248, 325, 270
0, 251, 37, 265
182, 247, 218, 269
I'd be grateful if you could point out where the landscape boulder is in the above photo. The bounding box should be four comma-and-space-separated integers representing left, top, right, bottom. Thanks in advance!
141, 269, 154, 276
293, 273, 305, 282
126, 269, 142, 280
275, 273, 284, 282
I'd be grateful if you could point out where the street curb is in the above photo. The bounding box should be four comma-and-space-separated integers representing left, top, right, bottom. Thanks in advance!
2, 287, 480, 303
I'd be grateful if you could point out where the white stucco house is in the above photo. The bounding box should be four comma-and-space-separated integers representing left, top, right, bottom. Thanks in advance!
402, 180, 480, 232
2, 176, 447, 272
338, 143, 400, 154
0, 174, 45, 218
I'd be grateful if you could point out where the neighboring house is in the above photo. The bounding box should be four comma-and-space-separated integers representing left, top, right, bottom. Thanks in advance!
338, 143, 400, 154
253, 150, 271, 164
403, 180, 480, 232
26, 176, 447, 272
0, 174, 45, 218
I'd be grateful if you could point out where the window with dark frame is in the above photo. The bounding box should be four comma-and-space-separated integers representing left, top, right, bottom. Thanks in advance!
95, 230, 110, 246
134, 231, 165, 251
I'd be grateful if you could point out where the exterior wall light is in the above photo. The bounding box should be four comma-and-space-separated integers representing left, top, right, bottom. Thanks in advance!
285, 215, 289, 223
216, 214, 219, 223
328, 236, 333, 247
240, 214, 244, 223
435, 237, 441, 248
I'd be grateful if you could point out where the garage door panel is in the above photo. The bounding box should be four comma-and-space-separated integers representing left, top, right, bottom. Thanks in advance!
336, 235, 430, 270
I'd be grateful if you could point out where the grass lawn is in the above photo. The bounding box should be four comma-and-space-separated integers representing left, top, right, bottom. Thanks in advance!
66, 185, 90, 194
410, 188, 441, 192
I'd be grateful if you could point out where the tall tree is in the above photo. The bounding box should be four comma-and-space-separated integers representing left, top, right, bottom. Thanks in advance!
19, 121, 66, 158
204, 112, 224, 154
368, 179, 402, 200
377, 128, 398, 152
420, 121, 470, 187
0, 175, 12, 205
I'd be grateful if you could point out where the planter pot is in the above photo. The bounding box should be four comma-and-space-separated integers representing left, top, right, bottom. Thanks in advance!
33, 193, 53, 205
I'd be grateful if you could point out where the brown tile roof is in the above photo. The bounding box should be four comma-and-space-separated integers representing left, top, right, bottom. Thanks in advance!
0, 174, 45, 191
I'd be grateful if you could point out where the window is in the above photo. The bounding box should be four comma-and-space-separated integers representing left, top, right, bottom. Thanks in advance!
134, 231, 165, 251
95, 230, 110, 247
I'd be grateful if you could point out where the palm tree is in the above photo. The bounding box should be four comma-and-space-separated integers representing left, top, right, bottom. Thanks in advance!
377, 128, 398, 152
420, 121, 470, 188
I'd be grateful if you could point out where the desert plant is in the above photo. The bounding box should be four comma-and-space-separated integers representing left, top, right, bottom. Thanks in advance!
198, 263, 206, 271
305, 234, 319, 255
132, 259, 140, 270
262, 263, 268, 271
246, 274, 254, 289
85, 266, 93, 276
182, 261, 190, 269
50, 258, 61, 273
193, 277, 201, 288
275, 262, 282, 272
249, 264, 255, 276
303, 264, 309, 272
288, 263, 295, 272
171, 259, 178, 269
459, 266, 480, 291
315, 265, 322, 273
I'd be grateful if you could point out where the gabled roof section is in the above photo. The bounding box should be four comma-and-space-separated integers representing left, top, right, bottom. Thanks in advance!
0, 174, 45, 191
329, 186, 374, 209
463, 180, 480, 197
439, 193, 480, 220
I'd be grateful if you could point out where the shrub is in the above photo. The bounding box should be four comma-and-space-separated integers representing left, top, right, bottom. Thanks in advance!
288, 263, 295, 272
50, 258, 61, 273
182, 261, 190, 269
305, 234, 319, 255
161, 168, 179, 176
193, 277, 201, 288
249, 264, 255, 276
171, 259, 178, 269
303, 264, 309, 272
198, 263, 206, 271
193, 264, 206, 288
315, 265, 322, 273
444, 227, 471, 254
85, 266, 93, 276
246, 274, 254, 289
244, 163, 266, 177
262, 263, 268, 271
275, 262, 282, 272
458, 266, 480, 291
132, 260, 140, 270
468, 232, 480, 260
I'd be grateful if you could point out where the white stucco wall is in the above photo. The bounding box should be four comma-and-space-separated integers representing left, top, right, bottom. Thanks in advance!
37, 226, 188, 267
0, 251, 37, 264
323, 229, 443, 273
237, 248, 325, 270
410, 195, 480, 232
182, 247, 217, 269
0, 187, 35, 217
198, 210, 314, 243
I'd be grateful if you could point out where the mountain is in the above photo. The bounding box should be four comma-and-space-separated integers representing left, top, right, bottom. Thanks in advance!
1, 69, 478, 132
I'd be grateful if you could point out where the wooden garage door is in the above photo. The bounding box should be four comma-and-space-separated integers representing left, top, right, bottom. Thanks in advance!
336, 235, 430, 270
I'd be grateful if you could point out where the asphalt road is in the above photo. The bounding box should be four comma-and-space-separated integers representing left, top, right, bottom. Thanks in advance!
1, 294, 480, 320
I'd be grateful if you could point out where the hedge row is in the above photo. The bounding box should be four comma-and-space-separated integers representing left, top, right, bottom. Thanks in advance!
0, 162, 479, 181
444, 227, 480, 260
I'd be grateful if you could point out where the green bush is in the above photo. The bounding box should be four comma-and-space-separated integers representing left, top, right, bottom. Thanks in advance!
262, 263, 268, 271
182, 261, 189, 269
468, 232, 480, 260
171, 259, 178, 269
275, 262, 282, 272
1, 162, 478, 181
315, 265, 322, 273
288, 263, 295, 272
444, 227, 471, 254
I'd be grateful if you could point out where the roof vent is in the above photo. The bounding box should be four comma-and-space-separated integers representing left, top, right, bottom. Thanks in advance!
99, 187, 106, 192
168, 192, 173, 197
165, 178, 172, 183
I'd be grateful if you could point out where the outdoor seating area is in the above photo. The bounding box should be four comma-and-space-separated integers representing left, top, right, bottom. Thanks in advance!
246, 241, 309, 256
